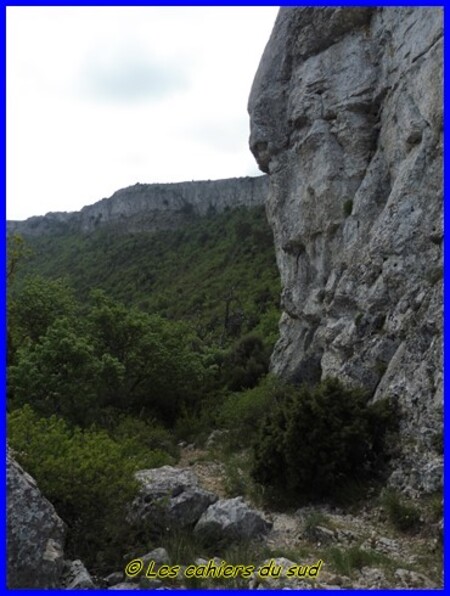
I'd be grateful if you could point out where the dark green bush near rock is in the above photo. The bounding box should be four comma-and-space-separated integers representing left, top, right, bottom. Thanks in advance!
221, 334, 270, 392
251, 378, 398, 503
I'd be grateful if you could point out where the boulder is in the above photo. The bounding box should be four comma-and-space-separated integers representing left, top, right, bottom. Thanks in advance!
140, 547, 170, 567
7, 448, 66, 588
194, 496, 272, 545
104, 571, 124, 586
128, 466, 217, 529
61, 559, 96, 589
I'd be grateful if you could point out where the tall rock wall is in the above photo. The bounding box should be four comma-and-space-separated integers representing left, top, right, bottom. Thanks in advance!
249, 7, 443, 493
8, 175, 268, 236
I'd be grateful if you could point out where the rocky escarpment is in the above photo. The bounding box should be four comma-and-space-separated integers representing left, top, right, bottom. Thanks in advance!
7, 447, 66, 588
249, 7, 443, 493
8, 175, 268, 236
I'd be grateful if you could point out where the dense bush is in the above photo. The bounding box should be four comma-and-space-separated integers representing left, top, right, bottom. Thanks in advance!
8, 317, 117, 426
8, 405, 171, 570
8, 275, 76, 362
220, 334, 270, 391
8, 282, 207, 426
251, 378, 397, 502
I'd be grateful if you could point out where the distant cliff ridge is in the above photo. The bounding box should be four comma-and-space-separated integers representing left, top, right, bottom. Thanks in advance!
8, 176, 269, 236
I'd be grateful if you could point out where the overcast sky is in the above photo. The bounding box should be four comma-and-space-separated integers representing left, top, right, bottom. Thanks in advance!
7, 6, 279, 221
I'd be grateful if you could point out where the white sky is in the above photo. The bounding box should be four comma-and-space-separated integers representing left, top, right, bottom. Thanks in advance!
7, 6, 279, 221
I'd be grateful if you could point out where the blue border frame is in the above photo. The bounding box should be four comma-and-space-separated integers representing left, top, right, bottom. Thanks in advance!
1, 2, 446, 594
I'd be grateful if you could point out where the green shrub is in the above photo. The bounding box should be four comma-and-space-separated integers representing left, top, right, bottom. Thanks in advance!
327, 546, 388, 576
218, 375, 280, 445
113, 415, 179, 460
221, 334, 270, 392
380, 489, 421, 533
302, 511, 333, 541
8, 405, 170, 570
251, 378, 397, 503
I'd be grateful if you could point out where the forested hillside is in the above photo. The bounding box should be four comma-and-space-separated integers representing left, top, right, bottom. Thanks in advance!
11, 205, 280, 348
7, 204, 284, 569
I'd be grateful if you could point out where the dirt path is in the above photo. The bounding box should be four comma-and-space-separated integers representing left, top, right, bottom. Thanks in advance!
176, 445, 228, 498
174, 445, 443, 589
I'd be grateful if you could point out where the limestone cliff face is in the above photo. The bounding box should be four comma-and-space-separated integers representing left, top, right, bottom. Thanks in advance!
8, 175, 268, 236
249, 7, 443, 493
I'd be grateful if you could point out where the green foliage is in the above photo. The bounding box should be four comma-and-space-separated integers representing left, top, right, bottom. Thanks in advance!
8, 282, 207, 426
327, 546, 389, 576
8, 405, 170, 569
302, 511, 332, 541
218, 375, 280, 445
5, 209, 283, 574
222, 450, 262, 503
7, 233, 32, 283
11, 206, 280, 350
113, 415, 179, 460
251, 378, 397, 503
86, 290, 207, 424
8, 275, 76, 357
220, 334, 270, 391
380, 489, 422, 533
8, 317, 113, 426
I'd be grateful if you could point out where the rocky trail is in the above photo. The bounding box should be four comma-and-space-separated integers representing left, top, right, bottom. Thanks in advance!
161, 444, 442, 590
8, 442, 442, 591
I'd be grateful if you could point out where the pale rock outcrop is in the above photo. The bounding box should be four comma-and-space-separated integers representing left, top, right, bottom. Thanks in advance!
61, 559, 96, 589
248, 7, 443, 493
194, 496, 272, 545
7, 448, 66, 588
128, 466, 217, 529
8, 175, 268, 236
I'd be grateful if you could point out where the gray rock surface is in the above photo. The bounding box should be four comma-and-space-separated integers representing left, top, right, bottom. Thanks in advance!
104, 571, 124, 586
7, 447, 66, 588
8, 175, 268, 236
128, 466, 217, 528
139, 547, 171, 567
248, 7, 443, 492
61, 559, 96, 589
194, 496, 272, 545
